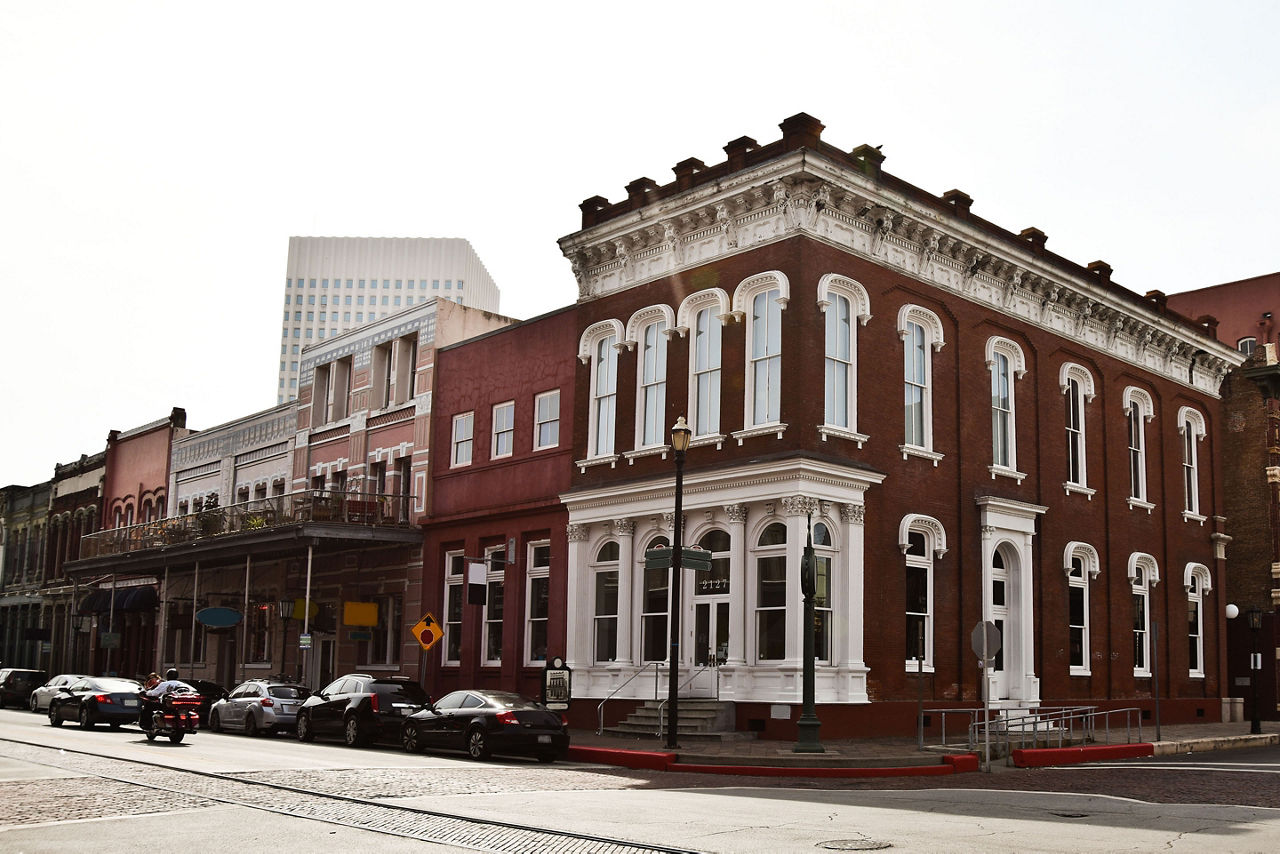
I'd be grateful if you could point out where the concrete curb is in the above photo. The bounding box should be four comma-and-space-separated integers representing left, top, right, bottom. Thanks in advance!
1151, 732, 1278, 756
1011, 732, 1278, 767
567, 744, 980, 777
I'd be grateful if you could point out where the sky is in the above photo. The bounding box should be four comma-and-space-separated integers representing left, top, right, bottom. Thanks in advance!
2, 1, 1277, 488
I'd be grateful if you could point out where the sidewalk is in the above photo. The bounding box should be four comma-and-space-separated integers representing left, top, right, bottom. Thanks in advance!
566, 721, 1280, 777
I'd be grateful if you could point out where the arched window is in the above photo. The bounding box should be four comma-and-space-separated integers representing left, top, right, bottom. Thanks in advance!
678, 289, 729, 438
1124, 387, 1156, 508
734, 272, 789, 428
1184, 563, 1211, 677
641, 535, 670, 662
1128, 553, 1159, 676
755, 522, 788, 661
897, 305, 945, 461
579, 320, 624, 458
593, 541, 620, 664
900, 514, 945, 670
818, 274, 869, 436
1179, 406, 1207, 520
1059, 363, 1095, 490
812, 522, 834, 664
637, 318, 668, 448
1064, 542, 1100, 674
986, 336, 1026, 476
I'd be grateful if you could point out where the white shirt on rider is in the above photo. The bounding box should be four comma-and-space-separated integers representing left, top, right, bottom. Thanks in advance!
145, 679, 194, 698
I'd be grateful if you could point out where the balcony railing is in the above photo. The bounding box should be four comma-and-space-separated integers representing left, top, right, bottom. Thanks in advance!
79, 490, 414, 559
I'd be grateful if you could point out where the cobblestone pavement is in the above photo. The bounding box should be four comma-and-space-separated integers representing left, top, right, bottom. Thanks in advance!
0, 776, 216, 826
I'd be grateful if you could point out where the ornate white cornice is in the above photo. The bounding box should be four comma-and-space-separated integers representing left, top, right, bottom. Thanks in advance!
559, 151, 1241, 397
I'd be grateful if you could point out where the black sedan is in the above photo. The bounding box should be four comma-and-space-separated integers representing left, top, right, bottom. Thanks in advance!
48, 677, 143, 729
400, 690, 568, 762
183, 679, 228, 727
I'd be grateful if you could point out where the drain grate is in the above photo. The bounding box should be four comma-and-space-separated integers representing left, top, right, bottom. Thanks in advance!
817, 839, 893, 851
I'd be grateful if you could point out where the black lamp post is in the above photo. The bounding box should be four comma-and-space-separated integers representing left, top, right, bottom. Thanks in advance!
666, 416, 692, 751
794, 511, 824, 753
278, 600, 293, 680
1248, 609, 1263, 735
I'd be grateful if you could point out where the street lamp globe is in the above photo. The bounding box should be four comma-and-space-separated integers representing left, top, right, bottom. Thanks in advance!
1226, 603, 1240, 620
671, 416, 692, 454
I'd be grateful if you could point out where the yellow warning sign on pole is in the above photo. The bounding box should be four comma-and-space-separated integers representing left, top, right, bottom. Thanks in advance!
411, 612, 445, 651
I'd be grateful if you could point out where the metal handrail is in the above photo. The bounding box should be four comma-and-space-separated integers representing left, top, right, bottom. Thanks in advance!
931, 705, 1144, 759
656, 665, 716, 739
596, 662, 661, 735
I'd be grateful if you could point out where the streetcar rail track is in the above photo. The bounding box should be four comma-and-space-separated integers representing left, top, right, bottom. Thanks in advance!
0, 737, 703, 854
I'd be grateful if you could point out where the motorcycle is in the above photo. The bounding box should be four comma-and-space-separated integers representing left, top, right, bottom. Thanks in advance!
140, 689, 202, 743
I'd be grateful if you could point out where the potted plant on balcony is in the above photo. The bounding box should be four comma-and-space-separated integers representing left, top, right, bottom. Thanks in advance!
198, 493, 225, 536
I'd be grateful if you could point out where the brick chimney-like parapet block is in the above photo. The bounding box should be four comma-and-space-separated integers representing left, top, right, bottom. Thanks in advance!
778, 112, 825, 151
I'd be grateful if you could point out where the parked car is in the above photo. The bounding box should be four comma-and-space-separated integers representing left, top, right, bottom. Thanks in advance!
209, 679, 311, 736
295, 674, 429, 747
182, 678, 228, 727
400, 690, 568, 763
0, 668, 48, 709
29, 673, 89, 712
47, 676, 143, 729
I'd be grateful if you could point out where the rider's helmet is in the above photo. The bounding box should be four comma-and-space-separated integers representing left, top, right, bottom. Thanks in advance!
165, 668, 179, 681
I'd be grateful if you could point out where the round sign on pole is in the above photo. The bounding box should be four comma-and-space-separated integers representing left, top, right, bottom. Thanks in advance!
970, 621, 1002, 660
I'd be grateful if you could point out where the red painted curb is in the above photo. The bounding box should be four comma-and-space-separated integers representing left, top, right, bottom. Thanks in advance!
567, 745, 981, 777
1012, 743, 1154, 768
567, 745, 676, 770
667, 762, 958, 778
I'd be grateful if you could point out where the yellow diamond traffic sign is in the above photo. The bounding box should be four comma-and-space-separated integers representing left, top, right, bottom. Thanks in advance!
411, 612, 445, 651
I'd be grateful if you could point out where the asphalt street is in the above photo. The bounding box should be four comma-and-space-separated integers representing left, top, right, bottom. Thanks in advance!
2, 707, 1278, 853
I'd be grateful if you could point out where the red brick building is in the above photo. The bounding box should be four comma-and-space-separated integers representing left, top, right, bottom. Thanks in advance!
1169, 273, 1280, 721
549, 114, 1240, 737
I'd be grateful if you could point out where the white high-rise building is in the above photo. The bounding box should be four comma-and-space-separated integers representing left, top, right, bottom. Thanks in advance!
278, 237, 500, 403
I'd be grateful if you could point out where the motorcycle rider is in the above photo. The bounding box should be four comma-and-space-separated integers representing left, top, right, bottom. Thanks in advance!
140, 668, 194, 727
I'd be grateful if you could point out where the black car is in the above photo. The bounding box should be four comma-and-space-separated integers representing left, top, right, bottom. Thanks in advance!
182, 678, 228, 727
0, 668, 48, 709
295, 674, 429, 747
47, 676, 143, 729
400, 690, 568, 763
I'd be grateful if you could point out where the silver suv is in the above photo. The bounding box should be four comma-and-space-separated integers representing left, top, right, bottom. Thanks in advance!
208, 679, 311, 736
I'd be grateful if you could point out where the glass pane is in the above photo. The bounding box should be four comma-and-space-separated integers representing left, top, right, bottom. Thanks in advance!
594, 617, 617, 663
757, 556, 787, 607
642, 614, 667, 661
530, 577, 549, 620
695, 604, 710, 667
595, 570, 618, 616
757, 609, 786, 660
906, 614, 925, 660
906, 565, 928, 613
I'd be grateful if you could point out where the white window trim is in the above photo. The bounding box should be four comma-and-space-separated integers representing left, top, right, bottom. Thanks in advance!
679, 288, 731, 439
1060, 362, 1095, 490
593, 542, 622, 665
1179, 406, 1207, 521
533, 389, 560, 451
900, 514, 945, 672
817, 274, 871, 438
443, 550, 464, 666
1184, 562, 1211, 678
1128, 552, 1159, 677
897, 305, 944, 457
1124, 386, 1155, 506
491, 400, 515, 460
525, 541, 551, 666
631, 311, 671, 449
1064, 542, 1100, 676
986, 336, 1026, 477
734, 271, 790, 430
578, 319, 625, 461
482, 545, 506, 666
752, 521, 789, 664
451, 412, 474, 468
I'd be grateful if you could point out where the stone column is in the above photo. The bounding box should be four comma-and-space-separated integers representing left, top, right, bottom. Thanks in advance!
564, 523, 589, 669
725, 504, 748, 665
613, 518, 635, 665
781, 496, 819, 666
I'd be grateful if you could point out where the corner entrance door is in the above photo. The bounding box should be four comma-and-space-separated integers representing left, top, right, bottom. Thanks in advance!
690, 599, 729, 697
989, 551, 1010, 700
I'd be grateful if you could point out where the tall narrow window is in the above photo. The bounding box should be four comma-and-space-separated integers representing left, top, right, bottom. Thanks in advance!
638, 321, 668, 447
444, 552, 464, 665
749, 289, 783, 425
812, 522, 833, 665
824, 294, 852, 429
692, 307, 721, 436
593, 541, 620, 664
525, 542, 550, 664
451, 413, 473, 467
992, 351, 1012, 467
1125, 388, 1154, 507
986, 337, 1026, 476
640, 536, 669, 661
1179, 407, 1206, 519
905, 531, 931, 666
755, 523, 788, 661
904, 321, 927, 446
1185, 563, 1210, 678
492, 401, 514, 459
483, 545, 505, 665
1065, 377, 1083, 484
592, 334, 618, 456
1128, 554, 1159, 677
1067, 556, 1089, 672
533, 390, 560, 450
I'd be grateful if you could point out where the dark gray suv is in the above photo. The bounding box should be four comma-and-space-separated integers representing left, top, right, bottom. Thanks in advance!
294, 674, 429, 747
